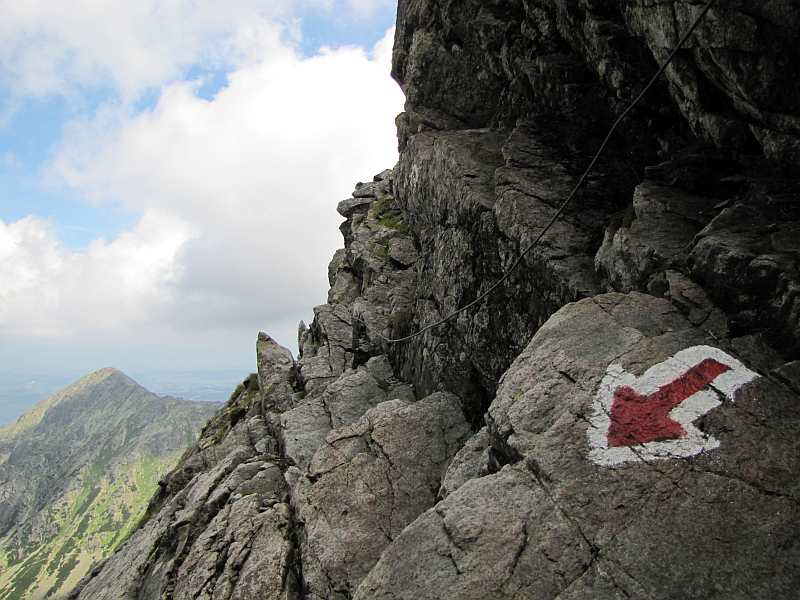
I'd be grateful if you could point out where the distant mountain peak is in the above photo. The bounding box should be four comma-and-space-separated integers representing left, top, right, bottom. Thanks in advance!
66, 366, 137, 389
0, 370, 221, 600
0, 367, 146, 439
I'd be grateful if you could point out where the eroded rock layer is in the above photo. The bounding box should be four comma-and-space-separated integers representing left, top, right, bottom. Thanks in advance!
69, 1, 799, 599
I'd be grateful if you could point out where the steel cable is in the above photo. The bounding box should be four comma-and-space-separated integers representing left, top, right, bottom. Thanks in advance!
358, 0, 718, 344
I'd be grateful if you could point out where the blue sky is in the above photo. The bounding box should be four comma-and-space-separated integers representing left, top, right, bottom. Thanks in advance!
0, 0, 405, 421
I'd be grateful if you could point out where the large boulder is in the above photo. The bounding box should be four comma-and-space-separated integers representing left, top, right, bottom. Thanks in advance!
356, 292, 800, 599
294, 393, 471, 600
257, 331, 299, 413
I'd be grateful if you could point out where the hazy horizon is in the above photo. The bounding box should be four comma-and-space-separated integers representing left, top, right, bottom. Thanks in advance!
0, 365, 236, 425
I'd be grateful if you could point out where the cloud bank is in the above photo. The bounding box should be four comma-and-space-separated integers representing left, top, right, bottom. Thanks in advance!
0, 1, 404, 372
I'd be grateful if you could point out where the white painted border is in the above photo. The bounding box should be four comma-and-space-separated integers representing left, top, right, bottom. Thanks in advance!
588, 345, 759, 466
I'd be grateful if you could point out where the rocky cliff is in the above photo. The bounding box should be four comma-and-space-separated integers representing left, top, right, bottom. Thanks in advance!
0, 368, 219, 600
67, 1, 800, 599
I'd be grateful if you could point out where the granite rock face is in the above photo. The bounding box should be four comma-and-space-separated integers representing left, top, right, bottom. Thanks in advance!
388, 0, 800, 412
293, 392, 470, 600
68, 171, 432, 600
389, 121, 635, 415
69, 1, 800, 598
393, 0, 800, 171
357, 293, 800, 599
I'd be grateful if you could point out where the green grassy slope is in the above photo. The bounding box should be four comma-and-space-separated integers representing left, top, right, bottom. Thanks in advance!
0, 368, 221, 599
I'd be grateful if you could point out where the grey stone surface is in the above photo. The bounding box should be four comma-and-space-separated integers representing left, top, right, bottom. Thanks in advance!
172, 497, 295, 600
390, 123, 632, 421
595, 181, 720, 293
279, 366, 397, 471
363, 355, 393, 381
356, 464, 591, 600
257, 331, 298, 413
327, 266, 360, 306
322, 368, 387, 430
731, 333, 786, 375
773, 360, 800, 396
688, 178, 800, 358
329, 171, 419, 358
327, 248, 348, 286
300, 303, 354, 392
356, 293, 800, 599
294, 393, 471, 600
438, 427, 496, 500
393, 0, 800, 170
279, 398, 331, 472
337, 197, 374, 219
387, 236, 418, 267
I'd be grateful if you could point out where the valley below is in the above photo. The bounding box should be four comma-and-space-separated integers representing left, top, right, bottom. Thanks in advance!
0, 368, 220, 600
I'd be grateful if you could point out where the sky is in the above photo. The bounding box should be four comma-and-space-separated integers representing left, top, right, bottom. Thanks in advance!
0, 0, 405, 420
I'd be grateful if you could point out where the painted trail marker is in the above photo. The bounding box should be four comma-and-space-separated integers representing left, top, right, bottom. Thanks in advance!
588, 345, 759, 466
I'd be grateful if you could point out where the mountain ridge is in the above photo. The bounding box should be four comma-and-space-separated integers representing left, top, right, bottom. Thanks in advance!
0, 368, 139, 440
0, 367, 221, 600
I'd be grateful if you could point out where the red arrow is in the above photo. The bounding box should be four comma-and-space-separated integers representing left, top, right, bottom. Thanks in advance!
607, 358, 731, 447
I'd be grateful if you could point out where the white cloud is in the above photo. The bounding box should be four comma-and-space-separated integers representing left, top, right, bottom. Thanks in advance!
0, 216, 66, 336
3, 152, 21, 167
0, 0, 398, 103
333, 0, 396, 17
0, 211, 194, 337
0, 0, 252, 100
2, 26, 404, 354
0, 0, 404, 388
